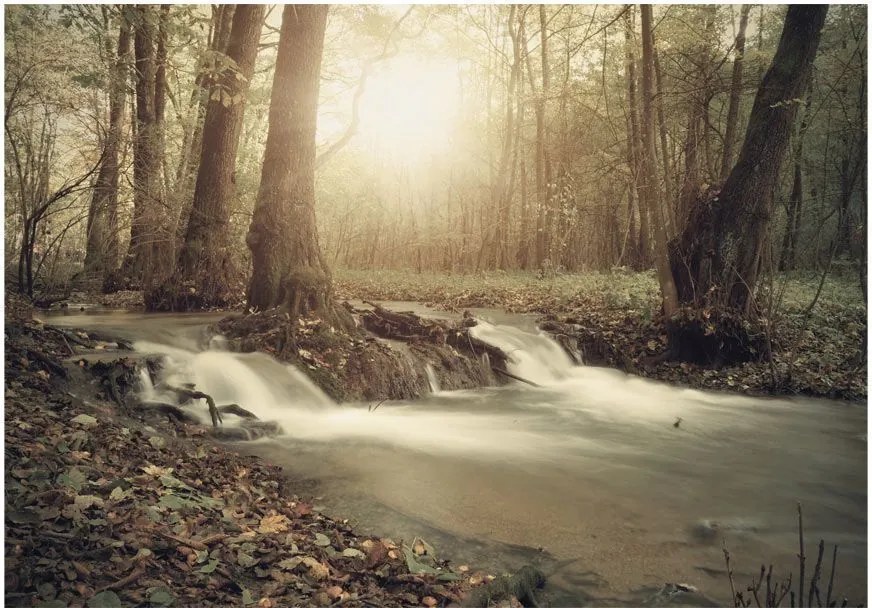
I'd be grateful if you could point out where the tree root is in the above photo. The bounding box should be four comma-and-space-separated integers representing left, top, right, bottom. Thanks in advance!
165, 385, 222, 428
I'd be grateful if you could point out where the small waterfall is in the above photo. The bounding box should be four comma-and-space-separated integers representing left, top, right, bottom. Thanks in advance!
469, 321, 575, 386
425, 363, 441, 393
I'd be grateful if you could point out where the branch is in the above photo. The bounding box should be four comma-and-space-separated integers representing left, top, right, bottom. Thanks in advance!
315, 6, 417, 170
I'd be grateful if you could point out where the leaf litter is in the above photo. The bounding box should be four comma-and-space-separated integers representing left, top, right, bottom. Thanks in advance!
5, 316, 509, 607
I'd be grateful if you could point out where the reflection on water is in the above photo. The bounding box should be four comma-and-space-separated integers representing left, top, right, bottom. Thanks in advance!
40, 308, 867, 606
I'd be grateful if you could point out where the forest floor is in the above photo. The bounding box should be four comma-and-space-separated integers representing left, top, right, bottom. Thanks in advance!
333, 268, 867, 401
4, 306, 541, 608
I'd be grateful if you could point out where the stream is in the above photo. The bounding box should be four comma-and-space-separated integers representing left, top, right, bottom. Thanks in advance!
40, 306, 867, 606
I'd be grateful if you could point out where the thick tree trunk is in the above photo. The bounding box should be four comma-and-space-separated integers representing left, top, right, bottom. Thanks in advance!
670, 5, 827, 316
640, 5, 679, 316
720, 4, 751, 181
114, 5, 170, 290
653, 47, 675, 235
173, 5, 236, 240
149, 5, 264, 311
246, 5, 345, 327
85, 12, 130, 277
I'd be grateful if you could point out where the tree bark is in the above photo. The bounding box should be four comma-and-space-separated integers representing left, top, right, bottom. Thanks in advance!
85, 10, 130, 277
623, 7, 649, 266
640, 5, 679, 315
246, 5, 345, 327
151, 5, 264, 311
115, 5, 170, 290
720, 4, 751, 181
779, 83, 813, 271
669, 5, 828, 316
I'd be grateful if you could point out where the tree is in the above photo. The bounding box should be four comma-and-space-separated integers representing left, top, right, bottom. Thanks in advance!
113, 5, 171, 290
245, 4, 346, 326
639, 5, 678, 315
719, 4, 752, 181
150, 5, 265, 311
668, 6, 828, 351
84, 8, 130, 278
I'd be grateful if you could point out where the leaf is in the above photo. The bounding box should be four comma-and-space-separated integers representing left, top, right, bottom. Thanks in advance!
313, 532, 331, 547
277, 556, 303, 570
241, 589, 255, 606
257, 513, 289, 534
147, 587, 174, 607
56, 467, 88, 492
401, 546, 439, 575
148, 436, 166, 449
301, 556, 329, 580
70, 414, 98, 427
142, 465, 173, 477
237, 551, 258, 568
88, 591, 122, 608
341, 548, 364, 559
199, 559, 219, 574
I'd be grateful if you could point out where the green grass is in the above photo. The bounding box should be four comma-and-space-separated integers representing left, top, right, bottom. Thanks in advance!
334, 267, 865, 317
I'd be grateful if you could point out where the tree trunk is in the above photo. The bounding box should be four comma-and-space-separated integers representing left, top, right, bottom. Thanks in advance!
670, 6, 827, 317
640, 5, 679, 316
653, 47, 675, 234
246, 5, 345, 327
85, 10, 130, 277
624, 7, 649, 266
720, 4, 751, 181
779, 83, 813, 271
150, 5, 264, 311
115, 5, 170, 290
173, 5, 236, 240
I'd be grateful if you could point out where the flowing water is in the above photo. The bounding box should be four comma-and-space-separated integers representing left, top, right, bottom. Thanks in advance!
41, 307, 868, 606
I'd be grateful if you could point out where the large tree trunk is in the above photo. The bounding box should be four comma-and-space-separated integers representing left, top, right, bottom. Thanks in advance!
669, 6, 827, 319
149, 5, 264, 311
113, 5, 170, 290
719, 4, 751, 181
246, 5, 344, 327
640, 5, 679, 316
85, 10, 130, 277
173, 5, 236, 240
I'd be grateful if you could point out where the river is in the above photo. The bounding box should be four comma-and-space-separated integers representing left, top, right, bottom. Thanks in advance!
40, 306, 867, 606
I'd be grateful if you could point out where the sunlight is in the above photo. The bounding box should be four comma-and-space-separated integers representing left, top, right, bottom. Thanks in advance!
356, 54, 460, 162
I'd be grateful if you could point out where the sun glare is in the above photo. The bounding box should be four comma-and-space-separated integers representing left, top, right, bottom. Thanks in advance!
356, 55, 461, 162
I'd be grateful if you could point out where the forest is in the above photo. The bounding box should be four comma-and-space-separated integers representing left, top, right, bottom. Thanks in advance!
5, 4, 865, 308
4, 4, 868, 608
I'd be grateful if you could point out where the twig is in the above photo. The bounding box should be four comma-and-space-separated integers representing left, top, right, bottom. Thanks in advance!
725, 539, 739, 607
95, 565, 145, 592
798, 502, 806, 608
824, 545, 838, 608
807, 540, 824, 608
368, 399, 386, 413
492, 366, 540, 387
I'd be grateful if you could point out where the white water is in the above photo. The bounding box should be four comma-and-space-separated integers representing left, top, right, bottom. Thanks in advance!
40, 309, 867, 605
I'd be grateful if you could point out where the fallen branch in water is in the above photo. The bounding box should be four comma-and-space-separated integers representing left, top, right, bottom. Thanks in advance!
491, 366, 539, 387
165, 385, 222, 428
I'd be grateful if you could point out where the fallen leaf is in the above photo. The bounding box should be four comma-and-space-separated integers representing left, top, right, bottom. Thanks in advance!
326, 586, 344, 601
70, 414, 98, 428
422, 597, 438, 607
302, 556, 329, 580
257, 514, 289, 534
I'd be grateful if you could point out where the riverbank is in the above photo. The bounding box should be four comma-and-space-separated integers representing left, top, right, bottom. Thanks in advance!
4, 310, 524, 607
333, 269, 867, 401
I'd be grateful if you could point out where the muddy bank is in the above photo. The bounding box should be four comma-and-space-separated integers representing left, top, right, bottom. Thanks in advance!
214, 304, 511, 402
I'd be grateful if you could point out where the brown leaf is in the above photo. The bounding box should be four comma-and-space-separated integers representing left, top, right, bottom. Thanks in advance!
258, 513, 290, 534
422, 597, 438, 607
326, 586, 344, 600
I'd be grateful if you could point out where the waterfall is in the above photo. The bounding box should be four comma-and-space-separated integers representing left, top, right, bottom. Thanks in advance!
469, 321, 576, 385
